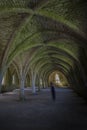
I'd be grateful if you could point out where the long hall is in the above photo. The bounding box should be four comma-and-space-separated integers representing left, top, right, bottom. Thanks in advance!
0, 1, 87, 130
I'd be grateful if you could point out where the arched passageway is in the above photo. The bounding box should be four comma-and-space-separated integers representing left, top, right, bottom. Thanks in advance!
0, 0, 86, 98
48, 70, 69, 87
0, 0, 87, 129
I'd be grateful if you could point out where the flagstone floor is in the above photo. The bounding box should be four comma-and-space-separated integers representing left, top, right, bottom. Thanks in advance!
0, 88, 87, 130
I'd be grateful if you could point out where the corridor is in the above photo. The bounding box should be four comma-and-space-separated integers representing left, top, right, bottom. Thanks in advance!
0, 88, 87, 130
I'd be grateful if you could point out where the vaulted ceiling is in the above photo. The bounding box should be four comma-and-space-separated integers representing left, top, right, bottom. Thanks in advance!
0, 0, 87, 86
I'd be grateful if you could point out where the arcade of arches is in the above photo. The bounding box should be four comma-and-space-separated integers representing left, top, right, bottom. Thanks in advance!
0, 0, 87, 100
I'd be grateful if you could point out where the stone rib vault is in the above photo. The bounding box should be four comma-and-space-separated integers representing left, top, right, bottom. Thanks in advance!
0, 0, 87, 100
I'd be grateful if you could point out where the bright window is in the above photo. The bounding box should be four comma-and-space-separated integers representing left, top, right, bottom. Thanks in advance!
55, 74, 60, 84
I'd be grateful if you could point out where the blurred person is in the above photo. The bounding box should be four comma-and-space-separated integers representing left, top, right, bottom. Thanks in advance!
50, 82, 56, 101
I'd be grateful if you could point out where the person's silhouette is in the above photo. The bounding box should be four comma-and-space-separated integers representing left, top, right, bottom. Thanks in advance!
50, 82, 56, 101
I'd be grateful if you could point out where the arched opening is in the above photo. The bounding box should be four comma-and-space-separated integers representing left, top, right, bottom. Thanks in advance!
2, 76, 5, 85
48, 71, 69, 88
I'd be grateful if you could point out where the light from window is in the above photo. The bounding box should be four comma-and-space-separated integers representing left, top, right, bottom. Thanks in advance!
55, 74, 60, 84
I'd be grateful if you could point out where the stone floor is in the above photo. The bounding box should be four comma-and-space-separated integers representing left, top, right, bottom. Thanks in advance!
0, 88, 87, 130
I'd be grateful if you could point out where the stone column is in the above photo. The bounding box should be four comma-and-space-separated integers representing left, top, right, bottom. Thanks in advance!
0, 73, 3, 92
19, 73, 25, 101
31, 71, 36, 94
43, 81, 46, 88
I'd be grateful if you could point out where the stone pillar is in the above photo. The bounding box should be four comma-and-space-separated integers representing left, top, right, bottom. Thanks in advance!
0, 72, 3, 93
37, 78, 42, 91
0, 73, 3, 92
43, 81, 46, 88
31, 71, 36, 94
19, 74, 25, 101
